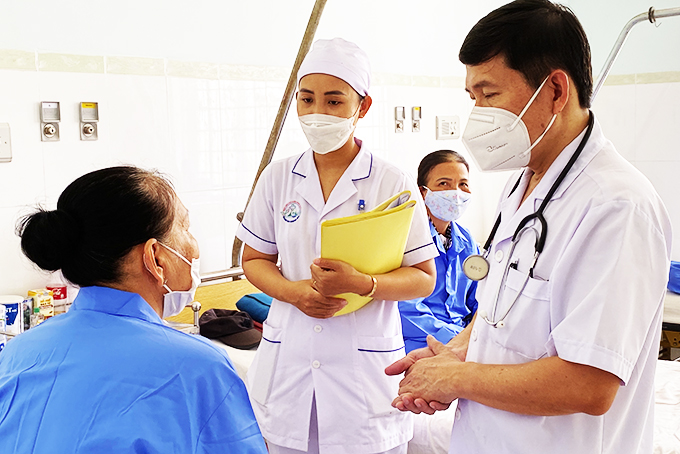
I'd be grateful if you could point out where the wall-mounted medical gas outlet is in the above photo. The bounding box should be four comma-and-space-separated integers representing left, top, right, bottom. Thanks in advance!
80, 102, 99, 141
40, 102, 60, 142
436, 115, 460, 139
0, 123, 11, 163
412, 107, 421, 132
395, 106, 405, 133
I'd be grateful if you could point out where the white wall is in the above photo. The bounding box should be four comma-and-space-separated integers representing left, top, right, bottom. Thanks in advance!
0, 0, 679, 296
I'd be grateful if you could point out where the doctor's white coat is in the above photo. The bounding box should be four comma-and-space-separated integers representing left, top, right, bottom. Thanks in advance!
450, 118, 672, 454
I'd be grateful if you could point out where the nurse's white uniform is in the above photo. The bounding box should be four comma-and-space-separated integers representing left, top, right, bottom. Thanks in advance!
237, 139, 438, 454
450, 118, 672, 453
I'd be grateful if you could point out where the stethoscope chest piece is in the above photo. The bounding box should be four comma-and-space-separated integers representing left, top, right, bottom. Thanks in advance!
463, 254, 490, 281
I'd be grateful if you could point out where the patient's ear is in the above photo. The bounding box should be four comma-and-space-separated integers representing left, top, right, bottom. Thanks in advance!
142, 239, 165, 287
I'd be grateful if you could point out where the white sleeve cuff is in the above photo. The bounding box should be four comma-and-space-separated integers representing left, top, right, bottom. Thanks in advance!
549, 336, 633, 385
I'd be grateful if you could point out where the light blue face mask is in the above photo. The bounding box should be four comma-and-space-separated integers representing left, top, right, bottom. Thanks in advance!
423, 187, 472, 222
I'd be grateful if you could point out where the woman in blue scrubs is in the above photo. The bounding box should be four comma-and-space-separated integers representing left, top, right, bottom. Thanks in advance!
0, 166, 267, 454
399, 150, 479, 353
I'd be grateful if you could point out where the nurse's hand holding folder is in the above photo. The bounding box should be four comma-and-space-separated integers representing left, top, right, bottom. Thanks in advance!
311, 190, 422, 316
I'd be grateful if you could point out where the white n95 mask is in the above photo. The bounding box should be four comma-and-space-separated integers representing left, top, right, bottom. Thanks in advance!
159, 243, 201, 318
462, 76, 557, 172
423, 188, 471, 222
299, 111, 358, 154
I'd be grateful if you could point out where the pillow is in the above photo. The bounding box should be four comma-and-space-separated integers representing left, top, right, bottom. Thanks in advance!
236, 293, 273, 323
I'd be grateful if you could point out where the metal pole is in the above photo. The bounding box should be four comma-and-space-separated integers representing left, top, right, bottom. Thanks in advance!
230, 0, 328, 273
592, 6, 680, 103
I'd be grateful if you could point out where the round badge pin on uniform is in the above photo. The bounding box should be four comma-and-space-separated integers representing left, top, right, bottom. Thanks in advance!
463, 254, 490, 281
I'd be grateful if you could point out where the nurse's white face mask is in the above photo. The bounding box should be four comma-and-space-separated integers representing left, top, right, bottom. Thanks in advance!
299, 105, 361, 155
462, 76, 557, 171
155, 243, 201, 318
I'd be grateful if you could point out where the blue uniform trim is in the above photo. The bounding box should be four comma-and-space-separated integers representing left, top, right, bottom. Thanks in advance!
291, 154, 306, 178
404, 242, 434, 255
352, 153, 373, 182
262, 337, 281, 344
358, 346, 405, 353
241, 224, 277, 245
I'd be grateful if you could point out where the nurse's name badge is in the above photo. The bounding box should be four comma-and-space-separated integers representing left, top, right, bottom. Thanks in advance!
282, 200, 302, 223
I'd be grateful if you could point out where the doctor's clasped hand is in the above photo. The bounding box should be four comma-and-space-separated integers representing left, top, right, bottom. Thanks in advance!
387, 331, 470, 415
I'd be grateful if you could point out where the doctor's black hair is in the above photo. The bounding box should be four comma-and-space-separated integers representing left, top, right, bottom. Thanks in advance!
459, 0, 592, 108
17, 166, 176, 287
417, 150, 469, 187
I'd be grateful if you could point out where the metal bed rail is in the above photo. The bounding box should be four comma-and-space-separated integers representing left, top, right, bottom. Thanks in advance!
592, 6, 680, 102
200, 267, 245, 284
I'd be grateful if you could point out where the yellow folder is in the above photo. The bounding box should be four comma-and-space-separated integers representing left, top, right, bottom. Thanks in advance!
320, 190, 416, 316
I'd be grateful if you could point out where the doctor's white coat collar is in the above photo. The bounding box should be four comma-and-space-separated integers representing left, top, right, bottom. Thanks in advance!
496, 115, 608, 243
291, 138, 373, 218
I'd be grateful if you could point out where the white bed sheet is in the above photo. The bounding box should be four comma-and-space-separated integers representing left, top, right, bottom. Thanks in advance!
210, 339, 257, 380
655, 360, 680, 454
209, 340, 680, 454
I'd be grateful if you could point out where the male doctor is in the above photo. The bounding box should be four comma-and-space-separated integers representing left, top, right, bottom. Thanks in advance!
387, 1, 672, 453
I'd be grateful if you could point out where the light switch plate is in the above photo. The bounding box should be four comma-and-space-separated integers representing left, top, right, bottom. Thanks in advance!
436, 115, 460, 140
0, 123, 11, 163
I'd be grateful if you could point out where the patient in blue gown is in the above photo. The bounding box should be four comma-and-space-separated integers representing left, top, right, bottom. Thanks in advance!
399, 150, 479, 353
0, 166, 267, 454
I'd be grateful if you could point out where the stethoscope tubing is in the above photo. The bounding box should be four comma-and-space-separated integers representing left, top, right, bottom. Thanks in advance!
477, 110, 596, 328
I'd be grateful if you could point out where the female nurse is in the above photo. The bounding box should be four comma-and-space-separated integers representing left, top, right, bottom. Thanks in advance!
236, 38, 438, 454
399, 150, 479, 353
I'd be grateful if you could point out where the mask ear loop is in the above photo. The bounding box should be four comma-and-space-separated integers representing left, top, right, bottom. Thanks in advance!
349, 99, 364, 126
157, 242, 193, 293
508, 75, 551, 132
159, 242, 192, 267
518, 113, 558, 159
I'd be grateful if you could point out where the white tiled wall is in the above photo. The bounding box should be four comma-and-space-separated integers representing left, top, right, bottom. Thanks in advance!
0, 65, 285, 294
2, 60, 680, 295
594, 80, 680, 259
0, 0, 679, 296
0, 55, 505, 295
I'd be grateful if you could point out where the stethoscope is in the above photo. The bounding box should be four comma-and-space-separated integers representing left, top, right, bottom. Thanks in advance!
462, 111, 595, 328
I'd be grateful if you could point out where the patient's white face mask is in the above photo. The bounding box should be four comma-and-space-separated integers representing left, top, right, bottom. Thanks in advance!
156, 243, 200, 318
299, 105, 361, 154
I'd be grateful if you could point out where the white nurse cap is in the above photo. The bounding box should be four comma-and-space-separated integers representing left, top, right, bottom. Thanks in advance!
297, 38, 371, 97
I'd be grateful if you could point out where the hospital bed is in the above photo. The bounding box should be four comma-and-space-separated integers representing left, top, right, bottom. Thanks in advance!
175, 280, 680, 454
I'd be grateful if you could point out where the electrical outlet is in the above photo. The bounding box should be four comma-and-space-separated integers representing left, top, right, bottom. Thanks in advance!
436, 116, 460, 140
0, 123, 11, 163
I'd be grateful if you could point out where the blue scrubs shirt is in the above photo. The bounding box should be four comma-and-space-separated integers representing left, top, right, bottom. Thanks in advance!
399, 221, 479, 352
0, 286, 267, 454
